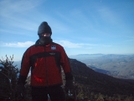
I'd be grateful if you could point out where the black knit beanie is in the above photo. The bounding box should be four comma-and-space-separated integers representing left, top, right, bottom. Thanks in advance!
38, 21, 52, 35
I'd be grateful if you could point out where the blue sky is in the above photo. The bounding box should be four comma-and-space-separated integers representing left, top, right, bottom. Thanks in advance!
0, 0, 134, 61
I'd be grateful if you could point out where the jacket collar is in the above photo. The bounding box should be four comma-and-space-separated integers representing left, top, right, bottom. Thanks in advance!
35, 39, 53, 46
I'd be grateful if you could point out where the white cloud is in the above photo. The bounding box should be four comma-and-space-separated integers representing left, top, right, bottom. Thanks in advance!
54, 40, 108, 49
55, 40, 82, 48
1, 40, 111, 49
3, 41, 34, 48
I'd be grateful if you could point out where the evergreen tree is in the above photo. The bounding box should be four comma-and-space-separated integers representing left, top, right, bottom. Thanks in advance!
0, 55, 19, 101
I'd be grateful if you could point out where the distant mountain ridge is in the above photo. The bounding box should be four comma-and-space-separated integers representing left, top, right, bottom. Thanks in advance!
70, 59, 134, 96
70, 54, 134, 79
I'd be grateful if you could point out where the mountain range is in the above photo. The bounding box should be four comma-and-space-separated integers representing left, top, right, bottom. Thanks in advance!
70, 58, 134, 96
70, 54, 134, 79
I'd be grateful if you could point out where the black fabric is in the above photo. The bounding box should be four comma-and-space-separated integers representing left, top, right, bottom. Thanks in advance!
38, 21, 52, 35
31, 85, 65, 101
38, 37, 52, 45
65, 73, 74, 91
37, 21, 52, 45
65, 79, 74, 92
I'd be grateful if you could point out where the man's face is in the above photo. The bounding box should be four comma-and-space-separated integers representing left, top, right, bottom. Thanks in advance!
39, 33, 52, 45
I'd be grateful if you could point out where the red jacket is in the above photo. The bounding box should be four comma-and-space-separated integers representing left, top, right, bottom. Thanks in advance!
19, 42, 72, 87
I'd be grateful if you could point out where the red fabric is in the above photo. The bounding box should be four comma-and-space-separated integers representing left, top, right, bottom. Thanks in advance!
20, 42, 71, 86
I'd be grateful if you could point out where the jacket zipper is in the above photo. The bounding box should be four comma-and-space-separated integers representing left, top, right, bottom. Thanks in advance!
44, 46, 49, 87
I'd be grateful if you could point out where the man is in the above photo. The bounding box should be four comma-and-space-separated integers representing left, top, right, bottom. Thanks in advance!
18, 21, 73, 101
